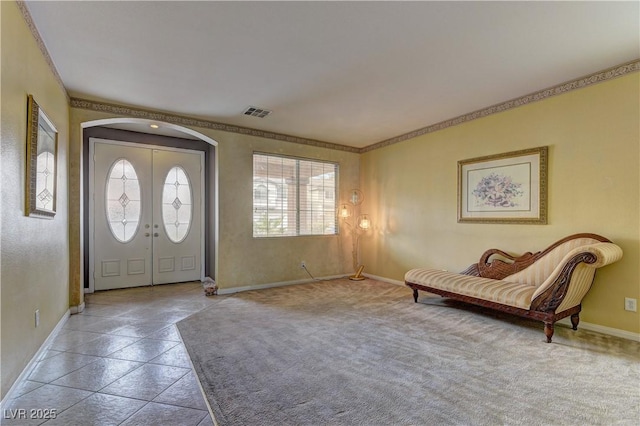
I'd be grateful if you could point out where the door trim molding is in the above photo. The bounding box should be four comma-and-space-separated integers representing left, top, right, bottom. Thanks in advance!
88, 138, 205, 292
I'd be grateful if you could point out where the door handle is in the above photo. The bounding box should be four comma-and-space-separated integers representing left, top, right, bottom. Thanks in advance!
154, 233, 159, 237
144, 232, 150, 237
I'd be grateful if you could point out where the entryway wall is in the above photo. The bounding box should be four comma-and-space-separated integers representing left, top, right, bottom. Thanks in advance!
82, 125, 217, 291
69, 105, 360, 312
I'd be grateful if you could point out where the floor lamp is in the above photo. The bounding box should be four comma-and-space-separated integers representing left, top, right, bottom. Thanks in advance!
339, 190, 371, 281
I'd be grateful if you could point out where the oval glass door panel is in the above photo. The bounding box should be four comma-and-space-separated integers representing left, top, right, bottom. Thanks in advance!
106, 158, 142, 243
162, 166, 193, 243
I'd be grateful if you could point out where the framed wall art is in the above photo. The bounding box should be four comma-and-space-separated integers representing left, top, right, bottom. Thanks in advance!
458, 146, 548, 224
26, 95, 58, 218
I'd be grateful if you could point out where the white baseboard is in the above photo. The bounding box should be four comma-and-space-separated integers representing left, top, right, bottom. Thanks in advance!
362, 273, 405, 287
365, 273, 640, 343
557, 318, 640, 342
0, 310, 70, 408
217, 274, 347, 295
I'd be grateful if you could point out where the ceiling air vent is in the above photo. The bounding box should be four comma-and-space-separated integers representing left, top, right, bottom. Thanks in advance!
243, 106, 271, 118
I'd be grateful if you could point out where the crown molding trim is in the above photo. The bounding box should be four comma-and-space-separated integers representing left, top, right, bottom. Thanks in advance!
361, 59, 640, 153
70, 58, 638, 155
16, 0, 69, 101
69, 98, 360, 153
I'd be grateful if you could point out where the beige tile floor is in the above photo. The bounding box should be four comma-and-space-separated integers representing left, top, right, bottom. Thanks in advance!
4, 282, 217, 426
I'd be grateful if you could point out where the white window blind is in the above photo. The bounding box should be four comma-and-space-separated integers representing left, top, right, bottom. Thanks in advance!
253, 153, 338, 237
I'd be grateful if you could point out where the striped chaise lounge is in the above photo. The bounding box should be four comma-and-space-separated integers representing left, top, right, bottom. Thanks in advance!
404, 234, 623, 342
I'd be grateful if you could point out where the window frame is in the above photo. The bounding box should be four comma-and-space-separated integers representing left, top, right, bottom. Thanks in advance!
252, 152, 339, 238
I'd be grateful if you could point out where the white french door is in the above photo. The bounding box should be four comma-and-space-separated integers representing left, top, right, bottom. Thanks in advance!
90, 139, 204, 290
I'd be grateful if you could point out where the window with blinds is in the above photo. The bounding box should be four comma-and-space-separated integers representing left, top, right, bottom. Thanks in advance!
253, 153, 338, 237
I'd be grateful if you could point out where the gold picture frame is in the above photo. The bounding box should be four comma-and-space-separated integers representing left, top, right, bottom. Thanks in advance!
458, 146, 548, 224
26, 95, 58, 218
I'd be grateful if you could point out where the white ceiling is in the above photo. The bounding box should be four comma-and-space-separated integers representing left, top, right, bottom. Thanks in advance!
25, 1, 639, 148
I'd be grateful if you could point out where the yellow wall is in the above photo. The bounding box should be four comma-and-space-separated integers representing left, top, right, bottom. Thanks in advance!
68, 108, 359, 294
361, 73, 640, 333
214, 130, 359, 287
0, 1, 70, 398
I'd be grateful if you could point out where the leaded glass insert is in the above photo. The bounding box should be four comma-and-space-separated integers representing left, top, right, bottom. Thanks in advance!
106, 159, 141, 243
162, 166, 192, 243
36, 151, 55, 210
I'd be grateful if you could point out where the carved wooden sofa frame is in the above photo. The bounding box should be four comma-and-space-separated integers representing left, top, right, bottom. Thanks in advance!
404, 234, 623, 342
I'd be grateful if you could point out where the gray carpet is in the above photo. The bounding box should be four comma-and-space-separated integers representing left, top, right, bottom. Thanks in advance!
177, 278, 640, 426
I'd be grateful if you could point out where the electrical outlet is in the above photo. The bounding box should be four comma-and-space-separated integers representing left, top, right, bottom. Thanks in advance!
300, 261, 306, 269
624, 298, 637, 312
35, 309, 40, 327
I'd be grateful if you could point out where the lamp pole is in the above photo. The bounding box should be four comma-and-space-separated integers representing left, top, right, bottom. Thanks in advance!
339, 192, 369, 281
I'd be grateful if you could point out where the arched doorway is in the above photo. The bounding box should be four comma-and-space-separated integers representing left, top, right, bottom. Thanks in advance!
79, 118, 218, 293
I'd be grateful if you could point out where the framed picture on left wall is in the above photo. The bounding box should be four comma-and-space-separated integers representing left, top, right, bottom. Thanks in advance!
26, 94, 58, 218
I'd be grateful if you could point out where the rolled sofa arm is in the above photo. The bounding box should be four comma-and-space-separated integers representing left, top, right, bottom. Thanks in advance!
575, 242, 624, 268
530, 242, 623, 312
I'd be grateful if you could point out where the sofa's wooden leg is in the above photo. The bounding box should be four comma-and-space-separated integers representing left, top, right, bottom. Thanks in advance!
412, 289, 418, 303
544, 322, 554, 343
570, 313, 580, 330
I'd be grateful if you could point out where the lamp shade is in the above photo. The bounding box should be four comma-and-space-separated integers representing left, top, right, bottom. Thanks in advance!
357, 214, 371, 230
349, 189, 364, 206
339, 204, 351, 218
